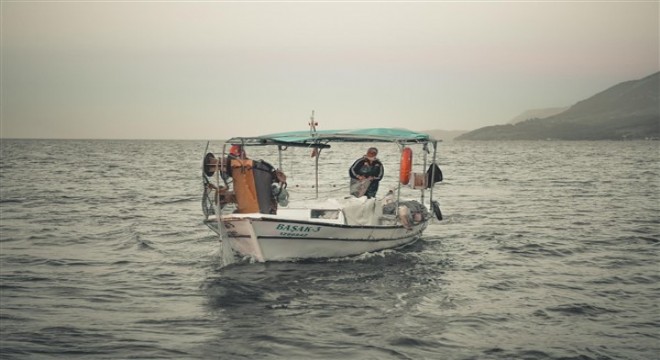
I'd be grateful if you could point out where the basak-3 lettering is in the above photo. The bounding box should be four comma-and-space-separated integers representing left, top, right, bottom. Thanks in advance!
275, 224, 321, 233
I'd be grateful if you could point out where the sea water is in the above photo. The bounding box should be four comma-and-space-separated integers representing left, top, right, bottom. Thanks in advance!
1, 139, 658, 359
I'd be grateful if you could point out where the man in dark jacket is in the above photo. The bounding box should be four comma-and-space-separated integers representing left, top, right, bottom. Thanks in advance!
349, 147, 384, 198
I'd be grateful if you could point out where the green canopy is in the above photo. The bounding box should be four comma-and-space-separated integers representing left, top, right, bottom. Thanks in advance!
228, 128, 435, 147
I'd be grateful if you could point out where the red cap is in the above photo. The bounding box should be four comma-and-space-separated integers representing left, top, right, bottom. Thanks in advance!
229, 145, 244, 157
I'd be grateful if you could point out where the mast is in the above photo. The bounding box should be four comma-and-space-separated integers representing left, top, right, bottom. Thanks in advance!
308, 110, 317, 136
309, 110, 319, 198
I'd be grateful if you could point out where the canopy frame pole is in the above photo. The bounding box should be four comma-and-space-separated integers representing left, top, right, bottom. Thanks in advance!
314, 144, 321, 199
395, 141, 404, 218
421, 142, 428, 205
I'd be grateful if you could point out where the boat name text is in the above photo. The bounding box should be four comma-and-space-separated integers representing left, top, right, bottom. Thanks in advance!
276, 224, 321, 237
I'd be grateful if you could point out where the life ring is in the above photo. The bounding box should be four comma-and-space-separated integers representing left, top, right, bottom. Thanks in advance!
399, 147, 413, 185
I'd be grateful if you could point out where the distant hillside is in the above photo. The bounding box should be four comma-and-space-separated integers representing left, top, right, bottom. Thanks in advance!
422, 129, 469, 141
508, 107, 569, 124
456, 72, 660, 140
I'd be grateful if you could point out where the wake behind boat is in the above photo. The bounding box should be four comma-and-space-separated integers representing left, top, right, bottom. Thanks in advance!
201, 120, 443, 262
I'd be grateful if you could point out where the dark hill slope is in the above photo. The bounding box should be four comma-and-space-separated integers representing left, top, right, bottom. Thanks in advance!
457, 72, 659, 140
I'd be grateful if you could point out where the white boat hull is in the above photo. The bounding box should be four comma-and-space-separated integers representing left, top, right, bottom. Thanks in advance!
205, 216, 428, 262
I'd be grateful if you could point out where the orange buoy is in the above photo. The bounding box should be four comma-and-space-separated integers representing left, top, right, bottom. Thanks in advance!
400, 147, 413, 185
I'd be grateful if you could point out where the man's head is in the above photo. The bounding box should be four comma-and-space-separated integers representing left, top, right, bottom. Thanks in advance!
229, 145, 245, 157
366, 147, 378, 160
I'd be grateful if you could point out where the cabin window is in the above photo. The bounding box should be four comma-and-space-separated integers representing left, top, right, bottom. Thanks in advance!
311, 210, 340, 219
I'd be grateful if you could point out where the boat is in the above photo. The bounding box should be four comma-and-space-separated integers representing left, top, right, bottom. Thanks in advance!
201, 120, 443, 262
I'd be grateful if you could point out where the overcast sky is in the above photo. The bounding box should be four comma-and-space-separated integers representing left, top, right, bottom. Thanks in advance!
2, 1, 658, 140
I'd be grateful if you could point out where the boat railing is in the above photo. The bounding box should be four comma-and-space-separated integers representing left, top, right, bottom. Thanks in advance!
203, 132, 442, 225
